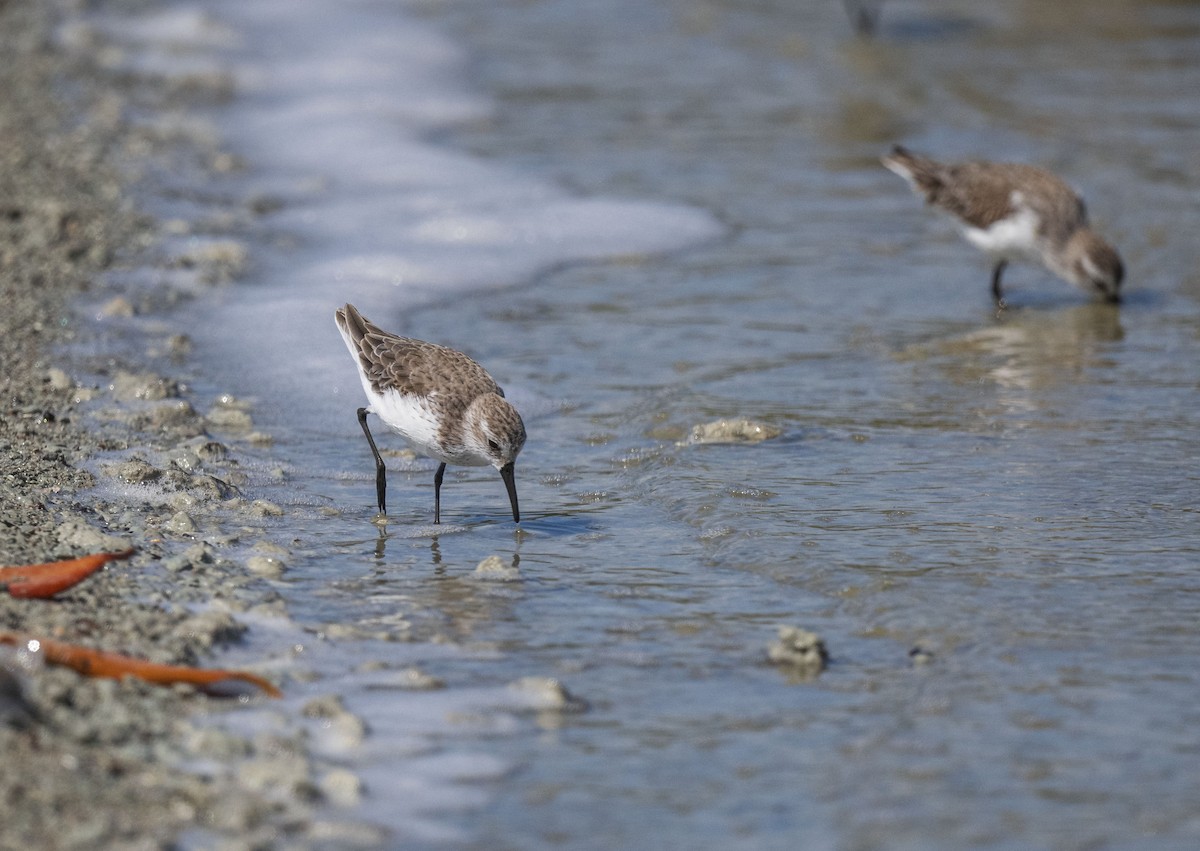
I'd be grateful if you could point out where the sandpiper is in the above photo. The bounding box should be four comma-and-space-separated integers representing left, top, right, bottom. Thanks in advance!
882, 145, 1123, 306
335, 303, 526, 524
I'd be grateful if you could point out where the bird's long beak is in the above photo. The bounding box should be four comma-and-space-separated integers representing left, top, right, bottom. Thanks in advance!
500, 462, 520, 523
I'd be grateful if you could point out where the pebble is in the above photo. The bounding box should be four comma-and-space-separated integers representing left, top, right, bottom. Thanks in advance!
190, 439, 229, 462
249, 499, 284, 517
113, 458, 161, 483
246, 556, 285, 579
46, 367, 73, 390
473, 554, 521, 581
683, 418, 783, 445
166, 333, 191, 358
507, 677, 588, 713
380, 666, 445, 691
163, 542, 216, 573
236, 753, 315, 799
909, 644, 935, 666
165, 448, 202, 473
168, 492, 199, 511
148, 401, 202, 431
98, 295, 135, 317
53, 518, 132, 555
318, 769, 363, 808
766, 626, 829, 675
205, 406, 254, 430
189, 474, 238, 500
301, 695, 368, 751
110, 370, 178, 402
178, 609, 246, 650
174, 238, 247, 284
164, 511, 197, 536
307, 821, 388, 847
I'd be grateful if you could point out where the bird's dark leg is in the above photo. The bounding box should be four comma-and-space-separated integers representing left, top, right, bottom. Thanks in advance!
357, 408, 387, 514
433, 462, 447, 524
991, 260, 1009, 308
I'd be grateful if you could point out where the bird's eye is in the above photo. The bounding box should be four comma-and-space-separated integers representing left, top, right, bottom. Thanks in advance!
487, 439, 501, 453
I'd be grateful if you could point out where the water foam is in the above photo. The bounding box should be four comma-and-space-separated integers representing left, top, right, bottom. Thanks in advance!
122, 0, 723, 437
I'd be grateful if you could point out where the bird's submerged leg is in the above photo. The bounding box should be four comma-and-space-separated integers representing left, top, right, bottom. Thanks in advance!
357, 408, 387, 514
433, 462, 447, 524
991, 260, 1009, 309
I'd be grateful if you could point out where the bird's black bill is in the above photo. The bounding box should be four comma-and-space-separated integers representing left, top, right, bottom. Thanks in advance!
500, 462, 520, 523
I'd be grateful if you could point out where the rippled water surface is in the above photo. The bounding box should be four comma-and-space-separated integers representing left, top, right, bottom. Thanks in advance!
116, 0, 1200, 847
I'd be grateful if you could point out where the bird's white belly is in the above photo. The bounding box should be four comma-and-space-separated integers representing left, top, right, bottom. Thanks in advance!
368, 388, 489, 467
963, 204, 1041, 262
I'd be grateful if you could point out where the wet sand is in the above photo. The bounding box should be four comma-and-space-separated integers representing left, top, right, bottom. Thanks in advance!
0, 2, 339, 846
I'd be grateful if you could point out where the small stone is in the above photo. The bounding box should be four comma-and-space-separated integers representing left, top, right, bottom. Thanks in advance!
54, 519, 131, 555
165, 448, 202, 473
302, 694, 347, 719
249, 499, 283, 517
98, 295, 135, 318
307, 821, 387, 846
175, 238, 247, 283
683, 418, 783, 445
46, 368, 73, 390
113, 458, 161, 484
767, 626, 829, 675
179, 609, 246, 649
473, 555, 520, 581
166, 334, 192, 358
149, 401, 201, 430
168, 492, 199, 512
110, 370, 178, 401
189, 474, 238, 500
909, 644, 935, 666
164, 542, 216, 573
251, 540, 289, 557
191, 440, 229, 462
206, 406, 254, 430
164, 511, 197, 536
507, 677, 588, 712
302, 694, 368, 750
383, 667, 444, 690
246, 556, 285, 579
319, 769, 363, 808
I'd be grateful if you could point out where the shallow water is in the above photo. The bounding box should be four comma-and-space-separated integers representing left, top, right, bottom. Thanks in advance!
95, 0, 1200, 847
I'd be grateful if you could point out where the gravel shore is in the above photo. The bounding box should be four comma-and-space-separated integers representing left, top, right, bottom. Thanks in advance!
0, 2, 339, 847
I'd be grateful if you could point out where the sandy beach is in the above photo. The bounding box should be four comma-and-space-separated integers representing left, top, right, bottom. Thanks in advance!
0, 2, 346, 846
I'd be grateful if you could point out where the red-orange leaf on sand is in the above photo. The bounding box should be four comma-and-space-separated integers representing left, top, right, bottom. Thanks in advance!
0, 632, 282, 698
0, 548, 136, 598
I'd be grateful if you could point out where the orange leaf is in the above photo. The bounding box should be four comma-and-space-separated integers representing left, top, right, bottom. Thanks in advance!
0, 632, 281, 698
0, 548, 135, 599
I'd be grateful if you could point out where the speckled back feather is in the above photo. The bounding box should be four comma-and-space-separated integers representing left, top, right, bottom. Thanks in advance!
336, 303, 504, 402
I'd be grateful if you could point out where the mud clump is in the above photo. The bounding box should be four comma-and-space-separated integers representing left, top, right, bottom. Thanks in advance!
684, 418, 783, 445
767, 626, 830, 678
474, 554, 521, 581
